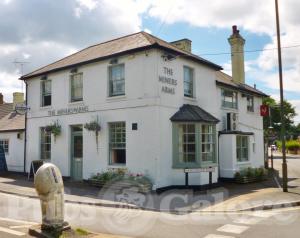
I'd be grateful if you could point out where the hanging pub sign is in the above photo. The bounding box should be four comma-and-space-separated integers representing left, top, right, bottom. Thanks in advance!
15, 103, 30, 115
260, 105, 269, 117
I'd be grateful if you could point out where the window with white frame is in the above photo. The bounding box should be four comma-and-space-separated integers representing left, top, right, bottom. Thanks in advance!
247, 95, 254, 112
70, 73, 83, 102
201, 125, 214, 162
40, 128, 51, 160
236, 135, 249, 162
41, 80, 51, 107
178, 124, 196, 163
109, 64, 125, 97
109, 122, 126, 164
184, 66, 194, 97
173, 123, 216, 168
221, 89, 238, 109
0, 139, 9, 153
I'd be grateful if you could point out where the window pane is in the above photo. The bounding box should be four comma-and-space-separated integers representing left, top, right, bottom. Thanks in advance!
71, 74, 83, 101
41, 80, 52, 107
41, 128, 51, 160
201, 125, 214, 162
109, 65, 125, 96
178, 123, 196, 163
109, 122, 126, 164
184, 66, 193, 97
222, 89, 237, 109
236, 136, 249, 162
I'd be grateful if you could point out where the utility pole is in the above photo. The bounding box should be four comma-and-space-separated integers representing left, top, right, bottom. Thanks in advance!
275, 0, 288, 192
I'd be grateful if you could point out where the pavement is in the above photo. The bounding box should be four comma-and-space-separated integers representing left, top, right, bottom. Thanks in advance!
0, 160, 300, 214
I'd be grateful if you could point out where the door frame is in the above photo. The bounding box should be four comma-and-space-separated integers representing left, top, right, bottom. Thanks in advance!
70, 125, 83, 180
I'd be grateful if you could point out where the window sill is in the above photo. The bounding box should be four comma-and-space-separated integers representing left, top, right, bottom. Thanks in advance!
221, 107, 238, 111
184, 96, 197, 102
40, 106, 52, 110
108, 164, 126, 168
106, 95, 126, 102
68, 101, 84, 106
236, 161, 251, 165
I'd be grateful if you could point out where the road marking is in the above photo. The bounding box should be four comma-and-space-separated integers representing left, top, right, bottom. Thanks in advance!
0, 226, 25, 236
10, 225, 32, 229
250, 211, 277, 218
204, 234, 235, 238
217, 224, 249, 234
233, 216, 262, 225
0, 217, 37, 225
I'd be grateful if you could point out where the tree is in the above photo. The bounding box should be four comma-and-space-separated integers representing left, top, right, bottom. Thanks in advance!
263, 97, 297, 140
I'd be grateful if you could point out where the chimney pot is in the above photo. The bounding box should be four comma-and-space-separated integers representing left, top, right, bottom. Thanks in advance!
232, 25, 238, 34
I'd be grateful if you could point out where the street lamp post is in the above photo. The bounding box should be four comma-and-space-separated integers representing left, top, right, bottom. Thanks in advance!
275, 0, 288, 192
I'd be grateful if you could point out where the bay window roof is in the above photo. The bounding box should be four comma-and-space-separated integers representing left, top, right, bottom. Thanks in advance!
170, 104, 219, 123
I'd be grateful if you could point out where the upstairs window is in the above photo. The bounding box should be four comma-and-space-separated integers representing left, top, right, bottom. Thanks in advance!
109, 122, 126, 165
40, 128, 51, 160
236, 136, 249, 162
184, 66, 194, 97
41, 80, 51, 107
70, 73, 83, 102
109, 64, 125, 97
221, 89, 238, 109
247, 95, 254, 112
0, 139, 9, 153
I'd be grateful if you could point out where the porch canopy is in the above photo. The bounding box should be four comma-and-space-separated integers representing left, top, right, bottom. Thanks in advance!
170, 104, 219, 123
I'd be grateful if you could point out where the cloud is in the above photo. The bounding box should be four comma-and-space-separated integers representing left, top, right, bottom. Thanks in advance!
0, 0, 146, 100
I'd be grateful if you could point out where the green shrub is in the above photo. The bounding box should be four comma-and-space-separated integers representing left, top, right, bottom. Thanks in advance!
286, 140, 300, 151
234, 167, 268, 180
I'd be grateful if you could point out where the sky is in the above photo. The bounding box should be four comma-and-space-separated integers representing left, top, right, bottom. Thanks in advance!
0, 0, 299, 124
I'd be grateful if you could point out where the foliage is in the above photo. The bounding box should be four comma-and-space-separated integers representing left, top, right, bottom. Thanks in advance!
45, 121, 61, 141
234, 167, 268, 180
90, 169, 152, 186
275, 140, 300, 151
263, 97, 297, 140
84, 119, 101, 151
286, 140, 300, 151
84, 120, 101, 132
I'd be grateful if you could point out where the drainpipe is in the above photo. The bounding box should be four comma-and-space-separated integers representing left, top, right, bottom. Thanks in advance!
23, 80, 28, 174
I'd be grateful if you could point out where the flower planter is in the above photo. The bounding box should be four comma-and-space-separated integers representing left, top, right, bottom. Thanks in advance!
235, 175, 268, 184
88, 178, 152, 193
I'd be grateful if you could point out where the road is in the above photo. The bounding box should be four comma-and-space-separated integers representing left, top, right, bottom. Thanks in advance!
0, 217, 37, 237
0, 191, 300, 237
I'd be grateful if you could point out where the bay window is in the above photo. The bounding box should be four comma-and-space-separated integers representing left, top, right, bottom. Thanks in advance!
236, 135, 249, 162
173, 123, 216, 168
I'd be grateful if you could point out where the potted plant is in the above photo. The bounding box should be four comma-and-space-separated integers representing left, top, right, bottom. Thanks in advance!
234, 167, 268, 184
84, 117, 101, 151
45, 121, 61, 142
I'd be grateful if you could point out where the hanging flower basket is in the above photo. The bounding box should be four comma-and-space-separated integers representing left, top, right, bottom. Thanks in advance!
45, 121, 61, 142
84, 119, 101, 151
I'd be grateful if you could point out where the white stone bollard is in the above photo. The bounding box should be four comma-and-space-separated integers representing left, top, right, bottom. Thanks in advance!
34, 163, 65, 231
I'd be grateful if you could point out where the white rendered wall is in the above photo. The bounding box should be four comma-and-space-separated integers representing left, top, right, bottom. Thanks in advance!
0, 131, 24, 172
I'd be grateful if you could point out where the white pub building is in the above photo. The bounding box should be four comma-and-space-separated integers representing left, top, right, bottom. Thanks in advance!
22, 26, 267, 189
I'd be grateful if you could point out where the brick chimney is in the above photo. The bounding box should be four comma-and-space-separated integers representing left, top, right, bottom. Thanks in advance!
228, 25, 245, 84
170, 39, 192, 53
0, 93, 3, 104
13, 92, 24, 108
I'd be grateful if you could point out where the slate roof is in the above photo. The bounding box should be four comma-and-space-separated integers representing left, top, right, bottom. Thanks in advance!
170, 104, 220, 123
0, 103, 13, 120
216, 71, 268, 97
0, 112, 25, 132
21, 31, 222, 80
